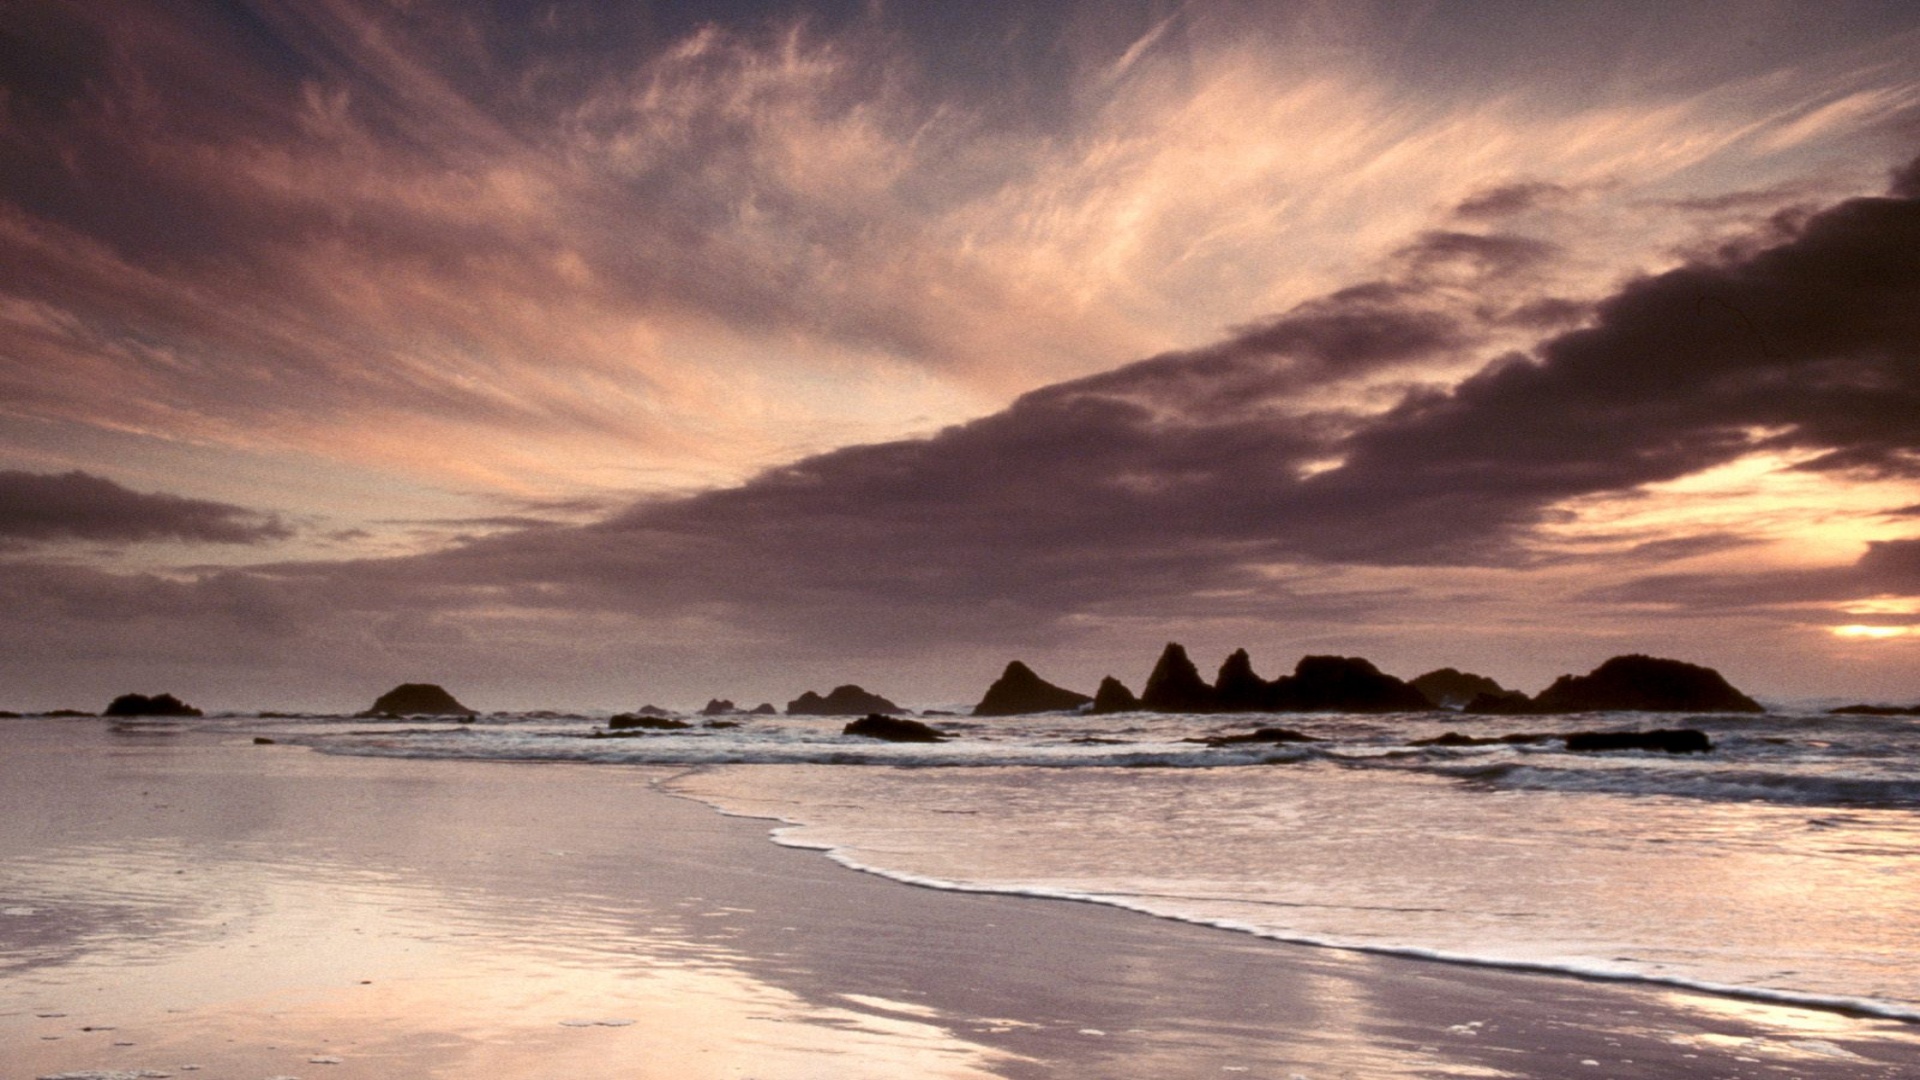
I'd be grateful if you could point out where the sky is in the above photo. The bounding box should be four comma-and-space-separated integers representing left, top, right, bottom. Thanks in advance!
2, 0, 1919, 712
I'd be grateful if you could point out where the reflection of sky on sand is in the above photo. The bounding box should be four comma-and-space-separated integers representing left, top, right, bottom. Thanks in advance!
0, 729, 1019, 1079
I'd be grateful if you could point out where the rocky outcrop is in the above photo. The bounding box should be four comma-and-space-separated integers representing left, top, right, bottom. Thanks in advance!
103, 692, 202, 717
1141, 643, 1217, 712
1090, 676, 1140, 713
1564, 728, 1713, 754
843, 714, 947, 742
1264, 656, 1432, 712
1531, 656, 1762, 713
1829, 703, 1920, 716
748, 703, 778, 715
972, 661, 1093, 716
1411, 668, 1519, 709
700, 699, 740, 716
1213, 649, 1268, 711
787, 685, 902, 715
359, 683, 475, 717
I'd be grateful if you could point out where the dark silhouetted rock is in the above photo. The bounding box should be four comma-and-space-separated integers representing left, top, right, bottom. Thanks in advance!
0, 710, 19, 718
1263, 656, 1431, 712
1411, 668, 1519, 709
1564, 728, 1713, 754
1141, 643, 1217, 712
1410, 731, 1554, 747
1199, 726, 1319, 747
972, 661, 1093, 716
609, 713, 691, 730
1213, 649, 1268, 711
705, 719, 741, 728
104, 693, 203, 717
359, 683, 475, 717
1463, 691, 1542, 715
1829, 703, 1920, 716
1091, 676, 1140, 713
843, 713, 947, 742
253, 736, 276, 745
1531, 655, 1762, 713
700, 699, 740, 716
787, 685, 902, 715
43, 708, 94, 717
749, 703, 777, 715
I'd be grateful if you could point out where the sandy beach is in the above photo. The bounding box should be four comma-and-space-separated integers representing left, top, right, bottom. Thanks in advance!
5, 719, 1918, 1080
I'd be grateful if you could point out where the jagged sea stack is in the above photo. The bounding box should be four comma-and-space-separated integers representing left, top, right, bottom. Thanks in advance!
1141, 643, 1217, 712
972, 661, 1093, 716
1213, 649, 1268, 711
1091, 676, 1140, 713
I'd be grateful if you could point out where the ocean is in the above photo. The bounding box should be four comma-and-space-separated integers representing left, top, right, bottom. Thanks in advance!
204, 705, 1920, 1022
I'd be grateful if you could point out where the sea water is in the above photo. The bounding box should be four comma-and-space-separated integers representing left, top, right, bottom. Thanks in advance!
220, 706, 1920, 1020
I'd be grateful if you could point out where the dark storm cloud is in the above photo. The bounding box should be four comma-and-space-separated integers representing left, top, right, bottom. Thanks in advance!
1287, 158, 1920, 562
0, 471, 289, 545
168, 156, 1915, 652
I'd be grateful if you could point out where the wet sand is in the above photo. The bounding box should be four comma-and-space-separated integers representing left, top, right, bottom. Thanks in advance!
4, 719, 1918, 1079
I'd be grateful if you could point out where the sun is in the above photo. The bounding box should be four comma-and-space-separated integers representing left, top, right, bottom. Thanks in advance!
1830, 625, 1916, 641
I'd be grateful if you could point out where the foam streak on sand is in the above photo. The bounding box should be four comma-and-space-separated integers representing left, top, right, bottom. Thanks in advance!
4, 719, 1920, 1079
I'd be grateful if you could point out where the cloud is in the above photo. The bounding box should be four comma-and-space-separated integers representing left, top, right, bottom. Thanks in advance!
0, 470, 289, 544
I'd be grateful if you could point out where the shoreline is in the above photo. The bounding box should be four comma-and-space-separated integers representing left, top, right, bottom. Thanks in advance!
6, 720, 1920, 1078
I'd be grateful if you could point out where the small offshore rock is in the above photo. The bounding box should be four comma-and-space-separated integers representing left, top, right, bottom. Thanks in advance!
103, 693, 202, 717
608, 713, 691, 730
1564, 728, 1713, 754
787, 685, 903, 715
843, 713, 948, 742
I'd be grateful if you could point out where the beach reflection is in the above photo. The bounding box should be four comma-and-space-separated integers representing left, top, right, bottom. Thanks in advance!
0, 727, 1021, 1079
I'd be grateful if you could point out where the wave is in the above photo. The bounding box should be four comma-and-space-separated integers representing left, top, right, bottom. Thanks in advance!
670, 785, 1920, 1024
1437, 760, 1920, 808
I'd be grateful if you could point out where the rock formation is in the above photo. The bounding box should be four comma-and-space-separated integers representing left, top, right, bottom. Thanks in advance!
359, 683, 476, 717
1212, 649, 1268, 711
1263, 656, 1432, 712
1411, 668, 1520, 709
1140, 643, 1217, 712
103, 692, 202, 717
843, 713, 947, 742
1090, 676, 1140, 713
1564, 728, 1713, 753
787, 685, 902, 715
972, 661, 1093, 716
749, 703, 778, 715
1529, 655, 1762, 713
700, 699, 740, 716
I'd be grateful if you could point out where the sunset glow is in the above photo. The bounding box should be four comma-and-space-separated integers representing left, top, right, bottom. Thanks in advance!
1, 1, 1917, 709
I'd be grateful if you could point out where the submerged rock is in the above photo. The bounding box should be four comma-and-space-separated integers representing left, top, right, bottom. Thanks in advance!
1409, 731, 1554, 747
1411, 668, 1518, 709
843, 713, 947, 742
609, 713, 691, 730
972, 661, 1092, 716
1264, 656, 1432, 713
1829, 703, 1920, 716
1564, 728, 1713, 754
1531, 655, 1762, 714
1090, 676, 1140, 713
787, 685, 902, 715
1141, 643, 1217, 712
1199, 726, 1319, 747
103, 692, 202, 717
359, 683, 475, 717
